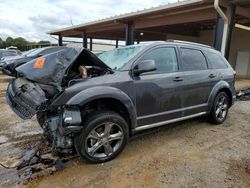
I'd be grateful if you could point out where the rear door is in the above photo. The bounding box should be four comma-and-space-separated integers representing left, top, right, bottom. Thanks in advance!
178, 47, 213, 116
133, 45, 184, 127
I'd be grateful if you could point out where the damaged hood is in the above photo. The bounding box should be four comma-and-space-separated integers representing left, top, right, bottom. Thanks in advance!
16, 47, 110, 86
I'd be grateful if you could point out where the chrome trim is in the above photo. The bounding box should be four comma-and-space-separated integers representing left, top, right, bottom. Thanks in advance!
137, 104, 207, 120
134, 112, 207, 132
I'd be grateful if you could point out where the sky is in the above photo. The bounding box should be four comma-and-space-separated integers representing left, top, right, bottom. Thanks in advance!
0, 0, 180, 43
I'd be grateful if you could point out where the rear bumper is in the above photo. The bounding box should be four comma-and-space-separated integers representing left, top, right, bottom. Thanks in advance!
6, 78, 47, 119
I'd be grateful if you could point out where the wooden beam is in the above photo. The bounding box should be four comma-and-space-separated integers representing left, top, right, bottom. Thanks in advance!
236, 6, 250, 18
86, 24, 125, 33
134, 8, 216, 29
145, 5, 214, 19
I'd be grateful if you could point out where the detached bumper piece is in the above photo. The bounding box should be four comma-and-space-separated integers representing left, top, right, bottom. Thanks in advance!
6, 78, 47, 119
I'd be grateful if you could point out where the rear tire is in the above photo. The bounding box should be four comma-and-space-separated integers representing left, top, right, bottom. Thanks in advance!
74, 110, 129, 163
209, 92, 229, 124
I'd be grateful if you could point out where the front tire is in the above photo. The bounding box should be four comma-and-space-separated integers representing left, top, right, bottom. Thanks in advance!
209, 92, 229, 124
74, 111, 129, 163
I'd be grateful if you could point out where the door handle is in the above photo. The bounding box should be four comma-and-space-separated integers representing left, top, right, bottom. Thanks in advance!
173, 77, 183, 82
209, 74, 216, 78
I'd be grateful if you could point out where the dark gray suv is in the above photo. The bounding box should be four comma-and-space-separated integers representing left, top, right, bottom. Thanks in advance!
5, 41, 236, 163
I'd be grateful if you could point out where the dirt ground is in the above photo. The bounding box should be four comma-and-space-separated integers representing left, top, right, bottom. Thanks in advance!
0, 78, 249, 188
235, 79, 250, 91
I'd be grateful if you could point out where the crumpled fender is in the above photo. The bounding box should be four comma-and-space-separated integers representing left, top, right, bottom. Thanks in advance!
207, 80, 234, 111
66, 86, 137, 129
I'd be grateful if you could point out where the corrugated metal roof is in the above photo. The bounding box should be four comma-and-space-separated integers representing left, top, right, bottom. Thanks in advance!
47, 0, 203, 34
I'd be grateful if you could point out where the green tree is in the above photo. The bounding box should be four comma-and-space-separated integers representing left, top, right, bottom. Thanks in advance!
0, 38, 6, 49
12, 37, 28, 51
6, 37, 13, 43
0, 36, 51, 51
38, 40, 51, 44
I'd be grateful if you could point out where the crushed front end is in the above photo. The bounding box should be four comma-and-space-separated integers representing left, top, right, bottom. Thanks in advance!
4, 47, 112, 156
6, 77, 83, 155
6, 78, 47, 119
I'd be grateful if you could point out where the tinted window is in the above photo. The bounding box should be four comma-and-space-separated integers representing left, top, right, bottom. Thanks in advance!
140, 47, 178, 74
206, 52, 228, 69
180, 48, 207, 71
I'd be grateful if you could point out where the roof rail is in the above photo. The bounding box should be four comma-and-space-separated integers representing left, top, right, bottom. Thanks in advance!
166, 39, 213, 49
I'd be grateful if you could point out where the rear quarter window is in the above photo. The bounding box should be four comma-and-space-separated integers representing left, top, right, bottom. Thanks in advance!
206, 51, 228, 69
180, 48, 207, 71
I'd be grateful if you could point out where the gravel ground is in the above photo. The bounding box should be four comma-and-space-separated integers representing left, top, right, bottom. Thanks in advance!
27, 100, 250, 188
0, 78, 249, 187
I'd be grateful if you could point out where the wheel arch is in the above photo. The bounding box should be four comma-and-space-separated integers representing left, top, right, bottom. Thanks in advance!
208, 81, 233, 112
66, 86, 137, 135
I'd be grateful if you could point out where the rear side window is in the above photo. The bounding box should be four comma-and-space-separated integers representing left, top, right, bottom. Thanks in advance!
140, 47, 178, 74
206, 52, 228, 69
180, 48, 207, 71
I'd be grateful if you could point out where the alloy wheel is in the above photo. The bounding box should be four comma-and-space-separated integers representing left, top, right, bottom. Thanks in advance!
85, 121, 124, 159
215, 95, 228, 121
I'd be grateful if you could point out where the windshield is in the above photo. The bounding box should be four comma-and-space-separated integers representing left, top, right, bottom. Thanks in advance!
98, 44, 147, 70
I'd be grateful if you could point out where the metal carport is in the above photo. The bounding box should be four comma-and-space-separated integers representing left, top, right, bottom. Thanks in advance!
47, 0, 250, 62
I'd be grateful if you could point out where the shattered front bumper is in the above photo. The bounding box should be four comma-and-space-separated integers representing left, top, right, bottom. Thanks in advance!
6, 78, 47, 120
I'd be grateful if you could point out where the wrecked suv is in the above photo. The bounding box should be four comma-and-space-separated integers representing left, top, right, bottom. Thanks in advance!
5, 41, 236, 163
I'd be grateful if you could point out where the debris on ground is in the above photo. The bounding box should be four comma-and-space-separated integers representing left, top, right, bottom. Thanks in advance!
237, 88, 250, 100
0, 138, 77, 185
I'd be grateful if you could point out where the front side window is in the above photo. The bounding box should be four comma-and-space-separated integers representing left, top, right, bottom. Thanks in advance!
180, 48, 207, 71
140, 47, 178, 74
206, 51, 228, 69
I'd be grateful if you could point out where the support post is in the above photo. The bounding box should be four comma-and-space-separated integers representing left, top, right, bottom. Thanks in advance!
214, 15, 224, 51
225, 4, 236, 60
90, 37, 93, 51
58, 35, 62, 46
82, 31, 87, 48
126, 21, 134, 45
115, 40, 119, 48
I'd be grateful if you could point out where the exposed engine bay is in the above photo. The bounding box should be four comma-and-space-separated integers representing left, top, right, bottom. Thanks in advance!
5, 47, 112, 155
38, 107, 82, 155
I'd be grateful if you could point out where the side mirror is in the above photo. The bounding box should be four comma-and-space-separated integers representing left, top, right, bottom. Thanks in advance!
134, 60, 156, 76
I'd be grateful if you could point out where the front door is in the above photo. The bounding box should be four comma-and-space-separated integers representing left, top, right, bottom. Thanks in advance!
133, 46, 184, 127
